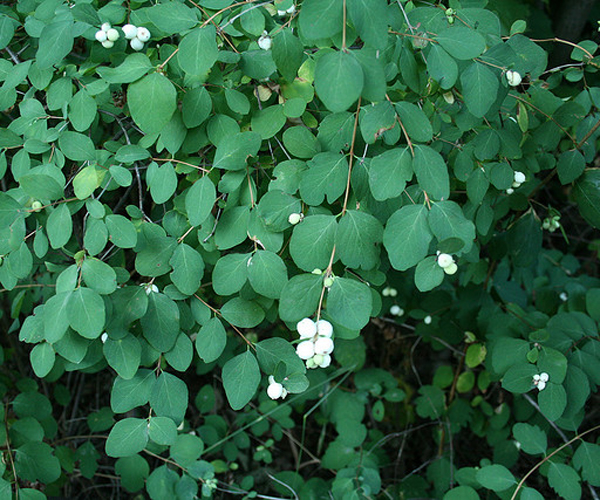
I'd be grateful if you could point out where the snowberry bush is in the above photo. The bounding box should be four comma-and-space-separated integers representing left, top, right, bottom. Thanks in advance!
1, 0, 600, 498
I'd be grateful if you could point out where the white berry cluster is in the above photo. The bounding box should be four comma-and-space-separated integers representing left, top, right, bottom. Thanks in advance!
389, 305, 404, 317
436, 252, 458, 275
295, 318, 334, 369
532, 372, 549, 391
542, 215, 561, 232
258, 31, 273, 51
382, 286, 398, 297
266, 375, 288, 400
140, 282, 159, 295
95, 22, 150, 51
506, 171, 526, 195
506, 70, 522, 87
95, 23, 120, 49
277, 4, 296, 16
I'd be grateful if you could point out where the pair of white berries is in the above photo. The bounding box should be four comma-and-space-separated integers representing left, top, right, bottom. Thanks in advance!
277, 4, 296, 16
532, 372, 549, 391
295, 318, 334, 369
140, 282, 159, 295
95, 23, 151, 51
437, 252, 458, 275
506, 171, 526, 195
389, 305, 404, 317
382, 286, 398, 297
506, 70, 523, 87
266, 375, 288, 400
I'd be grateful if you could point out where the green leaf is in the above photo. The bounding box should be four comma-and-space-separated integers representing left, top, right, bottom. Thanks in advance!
170, 434, 204, 467
413, 145, 450, 200
73, 166, 103, 200
573, 442, 600, 487
103, 334, 141, 380
395, 102, 433, 143
538, 383, 567, 421
212, 253, 250, 296
69, 89, 97, 132
507, 211, 542, 267
178, 26, 218, 76
195, 317, 227, 363
36, 19, 74, 69
182, 87, 212, 128
427, 44, 458, 89
105, 214, 138, 248
42, 292, 71, 343
251, 105, 286, 139
383, 205, 432, 271
148, 162, 177, 204
105, 418, 149, 458
141, 293, 180, 352
67, 287, 106, 339
128, 73, 177, 135
222, 351, 260, 410
220, 298, 265, 328
225, 88, 250, 115
111, 369, 154, 414
164, 333, 193, 372
476, 464, 516, 492
59, 131, 95, 161
255, 337, 306, 376
135, 227, 176, 277
247, 250, 287, 299
97, 53, 153, 84
149, 372, 188, 424
148, 416, 177, 446
47, 203, 72, 249
169, 243, 204, 295
290, 214, 337, 272
15, 442, 61, 484
299, 0, 343, 41
272, 29, 304, 82
326, 277, 372, 330
460, 62, 499, 118
279, 273, 323, 323
443, 486, 480, 500
538, 347, 567, 384
557, 150, 585, 184
573, 170, 600, 228
501, 363, 537, 393
30, 342, 55, 378
346, 0, 388, 49
428, 201, 476, 254
148, 2, 198, 35
299, 152, 348, 205
185, 176, 216, 227
314, 51, 364, 113
414, 256, 445, 292
436, 27, 486, 60
368, 148, 413, 201
284, 126, 321, 158
213, 132, 262, 170
335, 210, 383, 270
257, 190, 301, 231
512, 423, 547, 455
19, 171, 64, 201
82, 258, 117, 295
548, 463, 581, 500
213, 206, 250, 249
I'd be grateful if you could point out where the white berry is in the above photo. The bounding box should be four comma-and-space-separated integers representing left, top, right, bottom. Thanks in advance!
559, 292, 568, 302
106, 28, 120, 42
390, 305, 403, 316
506, 188, 514, 195
314, 336, 334, 355
101, 22, 111, 32
318, 353, 331, 368
424, 315, 432, 325
537, 381, 546, 391
267, 381, 284, 399
130, 38, 144, 51
101, 40, 114, 49
444, 262, 458, 275
136, 27, 151, 42
288, 213, 302, 225
316, 319, 333, 338
287, 4, 296, 13
95, 30, 108, 43
437, 253, 454, 269
506, 70, 522, 87
296, 340, 315, 360
258, 32, 272, 51
296, 318, 317, 338
122, 24, 138, 40
539, 372, 549, 383
101, 333, 108, 343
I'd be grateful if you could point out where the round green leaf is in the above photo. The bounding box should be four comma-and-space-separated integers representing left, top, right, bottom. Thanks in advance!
128, 73, 177, 135
314, 51, 364, 113
222, 351, 260, 410
105, 418, 149, 458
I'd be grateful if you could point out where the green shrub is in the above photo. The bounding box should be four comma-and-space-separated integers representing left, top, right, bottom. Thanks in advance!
1, 0, 599, 498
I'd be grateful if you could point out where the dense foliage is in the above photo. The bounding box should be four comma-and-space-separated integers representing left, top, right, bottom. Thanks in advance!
1, 0, 600, 498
